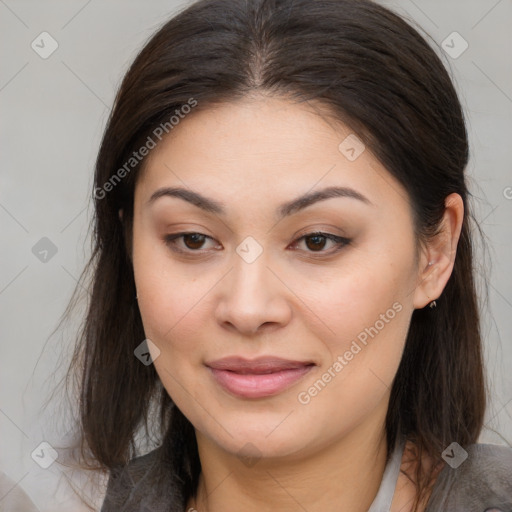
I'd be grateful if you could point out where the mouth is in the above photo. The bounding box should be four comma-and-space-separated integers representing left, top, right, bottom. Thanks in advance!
205, 356, 316, 398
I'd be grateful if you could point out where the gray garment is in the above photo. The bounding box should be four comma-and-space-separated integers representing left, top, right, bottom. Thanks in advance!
101, 442, 512, 512
424, 443, 512, 511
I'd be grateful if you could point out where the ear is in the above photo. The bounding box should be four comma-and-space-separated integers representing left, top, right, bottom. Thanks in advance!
413, 193, 464, 309
118, 208, 123, 221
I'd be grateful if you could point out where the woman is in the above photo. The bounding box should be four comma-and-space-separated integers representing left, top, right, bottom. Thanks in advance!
65, 0, 512, 510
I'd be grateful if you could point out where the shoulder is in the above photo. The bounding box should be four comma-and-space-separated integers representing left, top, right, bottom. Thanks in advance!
101, 447, 179, 512
426, 443, 512, 512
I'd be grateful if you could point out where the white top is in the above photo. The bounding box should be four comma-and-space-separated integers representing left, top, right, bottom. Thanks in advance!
367, 435, 406, 512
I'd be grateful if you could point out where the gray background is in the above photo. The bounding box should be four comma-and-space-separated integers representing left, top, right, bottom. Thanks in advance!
1, 0, 511, 510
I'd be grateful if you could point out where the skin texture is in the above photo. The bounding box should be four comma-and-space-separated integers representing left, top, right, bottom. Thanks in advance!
128, 96, 463, 512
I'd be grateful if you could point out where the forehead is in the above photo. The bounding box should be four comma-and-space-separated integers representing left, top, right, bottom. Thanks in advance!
135, 97, 410, 214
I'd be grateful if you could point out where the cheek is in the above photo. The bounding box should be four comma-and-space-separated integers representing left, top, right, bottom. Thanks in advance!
133, 250, 211, 413
307, 253, 412, 336
136, 268, 208, 352
132, 223, 202, 333
295, 269, 412, 428
299, 250, 415, 399
132, 239, 190, 367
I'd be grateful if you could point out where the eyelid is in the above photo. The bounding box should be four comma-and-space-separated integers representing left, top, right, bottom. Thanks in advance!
164, 232, 220, 254
163, 230, 351, 256
289, 231, 351, 254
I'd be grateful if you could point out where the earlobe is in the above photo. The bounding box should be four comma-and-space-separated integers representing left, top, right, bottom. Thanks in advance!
412, 193, 464, 309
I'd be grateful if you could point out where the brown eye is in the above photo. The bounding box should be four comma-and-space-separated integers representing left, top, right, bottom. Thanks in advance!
164, 232, 217, 254
293, 232, 351, 255
304, 234, 328, 251
163, 231, 350, 257
182, 233, 207, 250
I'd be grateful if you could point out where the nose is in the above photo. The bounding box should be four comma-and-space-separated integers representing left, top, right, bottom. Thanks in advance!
215, 250, 292, 336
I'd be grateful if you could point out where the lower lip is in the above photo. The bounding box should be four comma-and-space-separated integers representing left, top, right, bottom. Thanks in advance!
208, 365, 314, 398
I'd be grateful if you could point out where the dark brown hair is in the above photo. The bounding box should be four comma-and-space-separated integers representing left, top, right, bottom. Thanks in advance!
62, 0, 487, 510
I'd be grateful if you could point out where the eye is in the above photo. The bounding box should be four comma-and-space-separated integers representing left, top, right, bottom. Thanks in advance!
164, 232, 219, 253
290, 231, 351, 254
163, 231, 351, 256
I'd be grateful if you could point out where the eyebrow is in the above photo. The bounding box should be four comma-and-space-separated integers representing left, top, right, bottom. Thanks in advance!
147, 185, 373, 220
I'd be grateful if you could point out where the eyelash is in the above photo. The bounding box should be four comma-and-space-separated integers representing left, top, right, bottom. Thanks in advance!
163, 231, 351, 257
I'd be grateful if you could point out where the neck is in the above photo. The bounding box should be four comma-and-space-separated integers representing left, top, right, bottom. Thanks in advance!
188, 413, 390, 512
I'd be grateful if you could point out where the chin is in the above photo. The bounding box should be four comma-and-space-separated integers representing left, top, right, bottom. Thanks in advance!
199, 419, 316, 462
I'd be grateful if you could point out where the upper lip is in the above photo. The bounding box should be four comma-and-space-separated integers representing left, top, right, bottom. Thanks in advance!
205, 356, 315, 374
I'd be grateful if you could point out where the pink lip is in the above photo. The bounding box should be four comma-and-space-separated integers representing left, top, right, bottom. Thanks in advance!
205, 356, 315, 398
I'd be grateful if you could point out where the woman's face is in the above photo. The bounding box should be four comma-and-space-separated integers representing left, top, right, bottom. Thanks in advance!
131, 96, 427, 461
